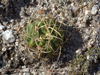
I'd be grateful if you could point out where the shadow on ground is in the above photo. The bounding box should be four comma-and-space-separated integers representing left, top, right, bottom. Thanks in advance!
0, 0, 38, 22
57, 26, 83, 67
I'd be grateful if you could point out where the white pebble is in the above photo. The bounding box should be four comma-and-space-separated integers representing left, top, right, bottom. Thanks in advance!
2, 47, 6, 51
76, 49, 82, 55
22, 66, 26, 69
87, 55, 90, 59
23, 73, 26, 75
78, 23, 86, 28
85, 9, 90, 15
11, 57, 13, 60
71, 3, 74, 7
72, 7, 79, 14
15, 42, 19, 46
84, 2, 87, 6
0, 25, 5, 31
91, 5, 98, 15
90, 40, 94, 44
10, 19, 14, 22
84, 35, 90, 41
22, 68, 29, 72
2, 30, 15, 43
78, 17, 83, 21
84, 15, 89, 22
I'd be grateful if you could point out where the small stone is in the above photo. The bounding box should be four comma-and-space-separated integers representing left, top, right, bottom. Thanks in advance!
71, 6, 79, 16
13, 25, 18, 30
71, 3, 74, 7
90, 40, 94, 45
84, 35, 90, 41
19, 72, 22, 75
85, 9, 90, 15
2, 30, 15, 43
11, 57, 13, 60
44, 6, 47, 10
31, 70, 37, 75
78, 17, 83, 21
2, 47, 6, 51
23, 73, 26, 75
7, 25, 11, 29
91, 5, 98, 15
87, 39, 93, 49
83, 15, 89, 22
52, 7, 56, 13
22, 66, 26, 69
10, 19, 14, 22
85, 28, 91, 35
0, 24, 5, 31
15, 42, 18, 46
20, 20, 26, 27
8, 60, 11, 64
25, 73, 30, 75
78, 23, 86, 28
83, 2, 87, 6
76, 49, 82, 55
87, 55, 89, 59
92, 30, 97, 35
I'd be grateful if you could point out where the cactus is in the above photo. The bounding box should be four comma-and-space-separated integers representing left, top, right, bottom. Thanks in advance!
23, 16, 65, 59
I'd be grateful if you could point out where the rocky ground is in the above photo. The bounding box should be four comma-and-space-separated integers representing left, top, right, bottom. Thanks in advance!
0, 0, 100, 75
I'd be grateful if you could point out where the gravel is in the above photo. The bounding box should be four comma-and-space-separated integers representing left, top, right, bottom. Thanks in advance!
0, 0, 100, 75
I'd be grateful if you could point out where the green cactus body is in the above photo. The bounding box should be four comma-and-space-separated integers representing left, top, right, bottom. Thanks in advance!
23, 17, 65, 58
38, 41, 45, 47
29, 40, 36, 47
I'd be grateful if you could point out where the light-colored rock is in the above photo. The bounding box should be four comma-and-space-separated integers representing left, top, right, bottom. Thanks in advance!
22, 66, 26, 69
25, 73, 30, 75
2, 47, 6, 51
84, 2, 87, 6
87, 39, 93, 49
15, 41, 19, 46
84, 35, 90, 41
72, 6, 79, 14
22, 68, 29, 72
23, 73, 26, 75
0, 25, 4, 31
78, 23, 86, 28
83, 15, 89, 22
78, 17, 83, 21
87, 55, 90, 60
85, 28, 91, 35
0, 24, 5, 33
76, 49, 82, 55
91, 5, 98, 15
85, 9, 90, 15
2, 30, 15, 43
